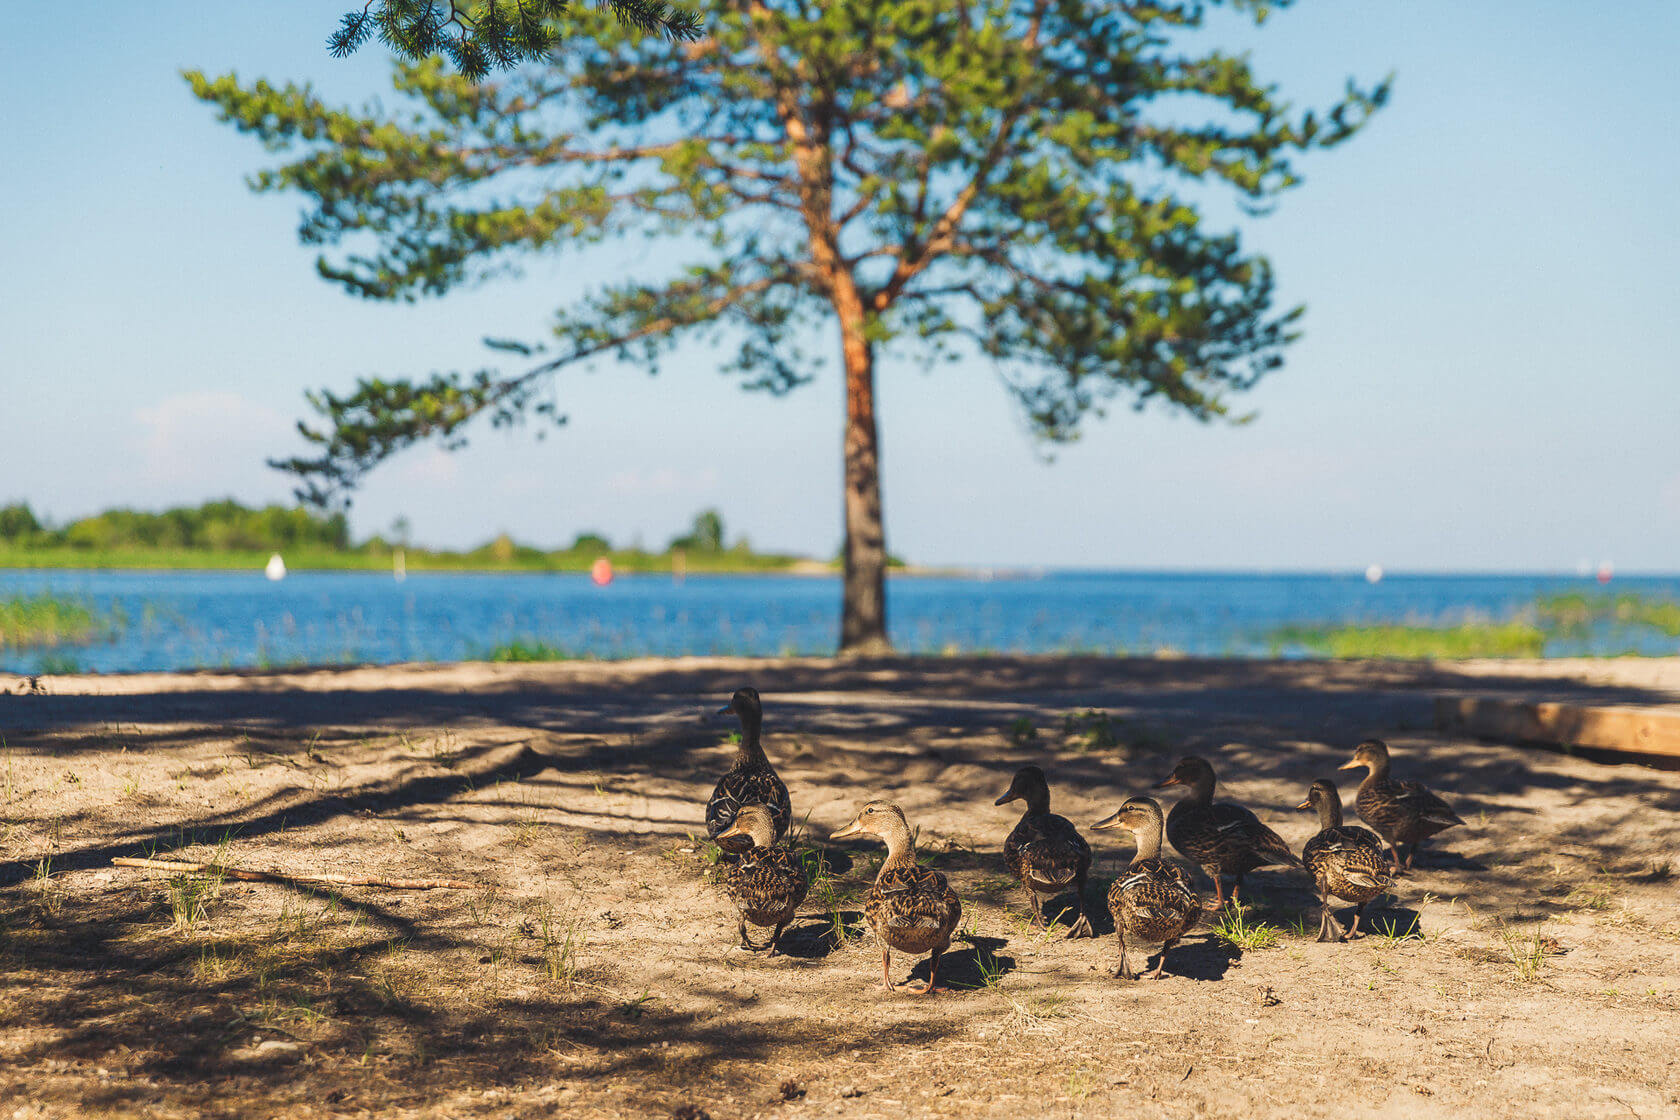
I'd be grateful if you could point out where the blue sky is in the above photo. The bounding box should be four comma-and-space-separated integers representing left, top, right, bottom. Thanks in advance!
2, 2, 1676, 570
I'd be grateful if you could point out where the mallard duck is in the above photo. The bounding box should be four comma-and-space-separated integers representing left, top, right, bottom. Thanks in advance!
1339, 739, 1464, 871
716, 803, 809, 955
1154, 756, 1300, 908
1092, 797, 1200, 980
994, 765, 1093, 938
831, 801, 962, 995
707, 687, 792, 854
1297, 779, 1393, 942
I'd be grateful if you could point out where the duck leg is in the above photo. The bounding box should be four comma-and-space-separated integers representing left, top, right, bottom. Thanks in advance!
880, 947, 896, 992
1063, 870, 1094, 939
1113, 931, 1136, 980
904, 948, 944, 996
1318, 898, 1347, 943
765, 920, 789, 958
1205, 868, 1227, 911
737, 918, 763, 951
1151, 937, 1178, 980
1347, 902, 1370, 940
1027, 886, 1048, 930
1230, 873, 1247, 909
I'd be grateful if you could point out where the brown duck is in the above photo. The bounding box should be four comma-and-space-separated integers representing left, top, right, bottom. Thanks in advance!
1093, 797, 1201, 980
706, 687, 792, 854
832, 801, 963, 995
1339, 739, 1464, 871
716, 804, 809, 955
994, 765, 1094, 938
1154, 756, 1300, 909
1297, 779, 1392, 941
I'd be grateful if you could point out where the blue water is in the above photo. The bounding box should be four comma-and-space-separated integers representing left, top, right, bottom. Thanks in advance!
3, 569, 1678, 674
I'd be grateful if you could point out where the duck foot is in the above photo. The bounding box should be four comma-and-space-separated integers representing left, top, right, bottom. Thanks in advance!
1063, 913, 1094, 940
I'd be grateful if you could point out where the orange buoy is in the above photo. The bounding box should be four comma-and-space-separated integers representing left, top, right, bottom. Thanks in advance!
590, 556, 614, 586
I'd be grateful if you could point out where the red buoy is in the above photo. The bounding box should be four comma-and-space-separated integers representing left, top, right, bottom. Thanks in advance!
590, 556, 614, 586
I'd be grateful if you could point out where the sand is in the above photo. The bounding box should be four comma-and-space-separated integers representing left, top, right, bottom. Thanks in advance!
1, 656, 1677, 1119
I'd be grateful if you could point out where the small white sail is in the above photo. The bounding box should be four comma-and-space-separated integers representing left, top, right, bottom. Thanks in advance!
1364, 564, 1383, 584
265, 553, 287, 581
394, 548, 407, 582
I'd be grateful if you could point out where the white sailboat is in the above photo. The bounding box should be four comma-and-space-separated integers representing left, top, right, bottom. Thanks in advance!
265, 553, 287, 581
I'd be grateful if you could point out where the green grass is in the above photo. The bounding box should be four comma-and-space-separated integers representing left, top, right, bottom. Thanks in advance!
0, 593, 112, 649
1268, 621, 1547, 659
1537, 592, 1680, 638
1211, 904, 1282, 951
486, 639, 578, 663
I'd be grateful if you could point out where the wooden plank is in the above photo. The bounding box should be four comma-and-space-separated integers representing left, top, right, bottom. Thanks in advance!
1434, 695, 1680, 759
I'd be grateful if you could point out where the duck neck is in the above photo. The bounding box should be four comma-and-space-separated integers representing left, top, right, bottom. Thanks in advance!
1315, 796, 1343, 830
1184, 772, 1215, 805
1360, 757, 1389, 787
1019, 787, 1051, 816
1130, 821, 1164, 864
734, 709, 765, 764
877, 821, 918, 877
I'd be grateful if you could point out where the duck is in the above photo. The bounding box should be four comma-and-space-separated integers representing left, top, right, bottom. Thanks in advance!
1154, 756, 1300, 909
1338, 739, 1464, 871
1092, 797, 1200, 980
831, 800, 963, 995
1297, 779, 1393, 941
994, 765, 1094, 938
706, 687, 792, 854
715, 803, 809, 955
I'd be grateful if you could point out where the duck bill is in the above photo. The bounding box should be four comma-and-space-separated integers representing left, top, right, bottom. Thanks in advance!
717, 819, 747, 843
1091, 810, 1123, 831
1152, 774, 1183, 789
715, 703, 734, 716
993, 790, 1020, 807
1295, 798, 1313, 811
829, 817, 865, 841
1336, 759, 1361, 771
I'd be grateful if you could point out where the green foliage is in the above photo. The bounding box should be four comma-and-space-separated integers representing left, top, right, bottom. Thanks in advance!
0, 501, 799, 572
486, 638, 576, 661
0, 595, 111, 650
187, 2, 1387, 505
0, 503, 43, 540
6, 498, 348, 552
668, 509, 725, 553
328, 0, 702, 81
1269, 622, 1547, 660
1537, 592, 1680, 638
1212, 903, 1281, 951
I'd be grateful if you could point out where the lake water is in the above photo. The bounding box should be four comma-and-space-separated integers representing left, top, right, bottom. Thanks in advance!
3, 569, 1678, 674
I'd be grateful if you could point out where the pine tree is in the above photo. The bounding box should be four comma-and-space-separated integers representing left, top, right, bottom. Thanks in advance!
189, 0, 1387, 654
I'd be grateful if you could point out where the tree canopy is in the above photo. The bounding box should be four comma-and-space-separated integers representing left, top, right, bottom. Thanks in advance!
329, 0, 701, 78
189, 0, 1387, 652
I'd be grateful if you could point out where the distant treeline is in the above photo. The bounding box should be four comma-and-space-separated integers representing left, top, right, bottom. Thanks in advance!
0, 500, 349, 551
0, 500, 805, 572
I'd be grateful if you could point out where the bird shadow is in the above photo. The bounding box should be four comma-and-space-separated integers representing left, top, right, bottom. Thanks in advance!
771, 911, 866, 961
1163, 934, 1242, 981
916, 935, 1014, 991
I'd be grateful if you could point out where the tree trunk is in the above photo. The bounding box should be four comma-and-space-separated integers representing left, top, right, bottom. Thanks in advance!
836, 301, 891, 656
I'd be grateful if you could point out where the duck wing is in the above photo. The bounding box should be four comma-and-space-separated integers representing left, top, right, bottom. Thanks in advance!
728, 844, 810, 917
705, 764, 793, 848
1006, 813, 1091, 889
1171, 801, 1300, 872
1394, 780, 1465, 827
872, 863, 962, 937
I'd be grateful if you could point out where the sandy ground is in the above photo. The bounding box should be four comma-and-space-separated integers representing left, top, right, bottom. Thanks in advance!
1, 656, 1678, 1120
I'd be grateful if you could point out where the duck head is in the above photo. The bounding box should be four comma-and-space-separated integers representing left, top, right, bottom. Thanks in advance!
1153, 756, 1216, 799
1297, 778, 1344, 829
993, 765, 1051, 813
716, 803, 777, 852
1338, 739, 1390, 777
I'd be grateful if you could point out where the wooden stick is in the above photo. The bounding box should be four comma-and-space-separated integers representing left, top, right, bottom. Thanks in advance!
111, 857, 479, 892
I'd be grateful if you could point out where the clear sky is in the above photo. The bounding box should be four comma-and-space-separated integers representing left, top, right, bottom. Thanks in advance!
2, 2, 1676, 571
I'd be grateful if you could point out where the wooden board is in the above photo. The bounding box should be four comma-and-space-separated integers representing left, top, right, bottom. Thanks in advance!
1434, 695, 1680, 759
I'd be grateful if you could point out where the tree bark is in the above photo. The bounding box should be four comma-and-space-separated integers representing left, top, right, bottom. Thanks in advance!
835, 291, 891, 656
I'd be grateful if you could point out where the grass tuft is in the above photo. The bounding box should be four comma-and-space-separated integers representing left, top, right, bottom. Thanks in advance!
1212, 904, 1281, 951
